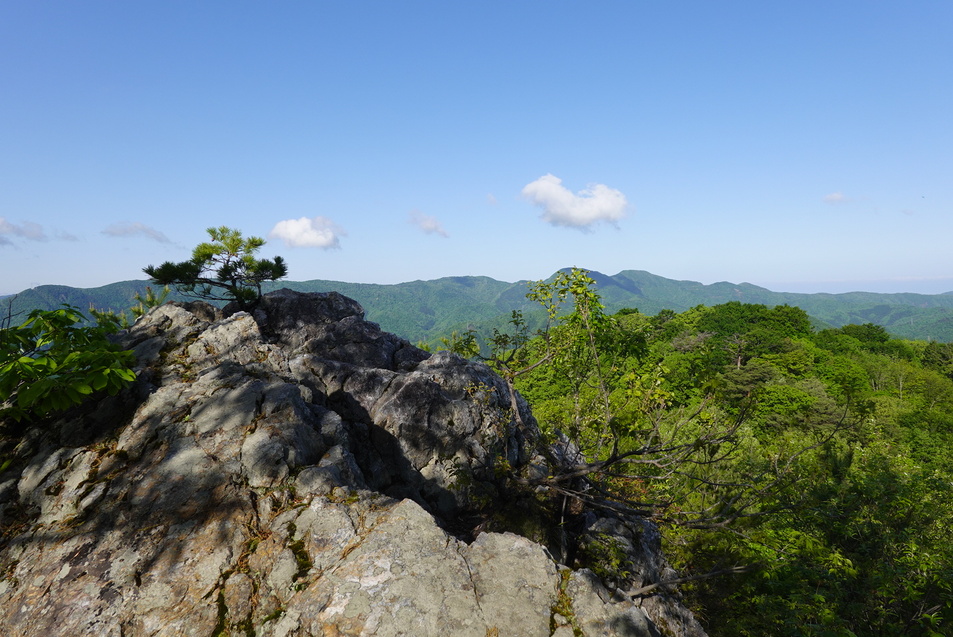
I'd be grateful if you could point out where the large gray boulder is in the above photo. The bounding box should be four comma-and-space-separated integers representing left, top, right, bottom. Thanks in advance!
0, 290, 706, 636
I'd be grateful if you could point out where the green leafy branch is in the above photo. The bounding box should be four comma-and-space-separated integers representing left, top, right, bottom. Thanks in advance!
0, 306, 136, 422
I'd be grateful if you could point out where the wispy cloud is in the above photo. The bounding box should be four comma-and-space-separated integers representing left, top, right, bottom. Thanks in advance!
409, 210, 449, 238
269, 216, 344, 248
823, 191, 849, 204
486, 193, 498, 206
522, 174, 628, 229
0, 217, 48, 244
102, 222, 171, 243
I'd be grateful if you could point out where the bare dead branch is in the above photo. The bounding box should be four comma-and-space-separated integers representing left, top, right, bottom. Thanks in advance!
626, 564, 755, 598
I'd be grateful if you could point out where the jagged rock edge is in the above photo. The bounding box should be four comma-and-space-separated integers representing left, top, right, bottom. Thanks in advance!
0, 290, 706, 637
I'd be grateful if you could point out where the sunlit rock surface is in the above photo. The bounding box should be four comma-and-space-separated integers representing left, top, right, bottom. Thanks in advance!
0, 290, 706, 636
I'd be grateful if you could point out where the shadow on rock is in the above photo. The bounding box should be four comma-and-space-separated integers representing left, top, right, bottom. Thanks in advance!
0, 290, 706, 637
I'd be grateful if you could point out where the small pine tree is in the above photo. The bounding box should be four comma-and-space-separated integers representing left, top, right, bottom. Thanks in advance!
144, 226, 287, 310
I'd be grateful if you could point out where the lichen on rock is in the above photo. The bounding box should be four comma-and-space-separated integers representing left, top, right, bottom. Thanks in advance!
0, 290, 706, 637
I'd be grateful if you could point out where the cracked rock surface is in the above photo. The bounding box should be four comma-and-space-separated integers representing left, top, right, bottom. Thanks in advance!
0, 290, 705, 636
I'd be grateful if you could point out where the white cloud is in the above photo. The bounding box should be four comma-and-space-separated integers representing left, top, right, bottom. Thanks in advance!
823, 192, 848, 204
0, 217, 48, 243
521, 174, 628, 229
269, 216, 343, 248
486, 193, 498, 206
102, 222, 171, 243
409, 210, 449, 238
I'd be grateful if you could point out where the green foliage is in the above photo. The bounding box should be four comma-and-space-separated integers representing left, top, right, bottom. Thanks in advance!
839, 322, 890, 346
88, 285, 172, 328
144, 226, 287, 310
682, 445, 953, 637
439, 328, 481, 358
487, 269, 647, 456
922, 341, 953, 380
130, 285, 171, 320
493, 279, 953, 636
576, 532, 633, 589
0, 306, 136, 422
501, 271, 775, 535
646, 315, 953, 635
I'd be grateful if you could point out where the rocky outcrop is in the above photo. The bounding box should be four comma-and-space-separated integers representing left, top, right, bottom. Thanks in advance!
0, 290, 706, 636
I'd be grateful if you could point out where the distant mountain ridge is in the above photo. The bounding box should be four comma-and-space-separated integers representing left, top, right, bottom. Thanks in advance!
6, 269, 953, 343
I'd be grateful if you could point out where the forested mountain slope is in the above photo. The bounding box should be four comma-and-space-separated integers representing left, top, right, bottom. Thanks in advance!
6, 269, 953, 342
503, 285, 953, 636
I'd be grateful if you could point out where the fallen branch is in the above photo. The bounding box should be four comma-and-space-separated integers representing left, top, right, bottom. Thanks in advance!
625, 564, 754, 598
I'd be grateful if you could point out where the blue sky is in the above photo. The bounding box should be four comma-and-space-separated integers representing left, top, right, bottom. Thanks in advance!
2, 2, 951, 296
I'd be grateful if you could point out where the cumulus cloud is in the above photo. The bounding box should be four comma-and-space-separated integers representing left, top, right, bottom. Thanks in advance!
269, 216, 344, 248
409, 210, 449, 238
102, 222, 171, 243
823, 192, 849, 204
0, 217, 48, 243
521, 174, 628, 229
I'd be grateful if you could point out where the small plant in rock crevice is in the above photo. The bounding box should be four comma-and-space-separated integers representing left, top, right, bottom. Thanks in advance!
550, 568, 584, 637
286, 521, 313, 587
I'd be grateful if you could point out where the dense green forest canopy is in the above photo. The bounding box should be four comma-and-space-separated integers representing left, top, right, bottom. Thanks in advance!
498, 289, 953, 637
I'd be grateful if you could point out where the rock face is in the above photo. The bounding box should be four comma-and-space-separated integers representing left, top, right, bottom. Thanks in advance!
0, 290, 707, 637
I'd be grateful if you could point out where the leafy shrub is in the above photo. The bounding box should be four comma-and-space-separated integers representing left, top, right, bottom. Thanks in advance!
0, 306, 135, 422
